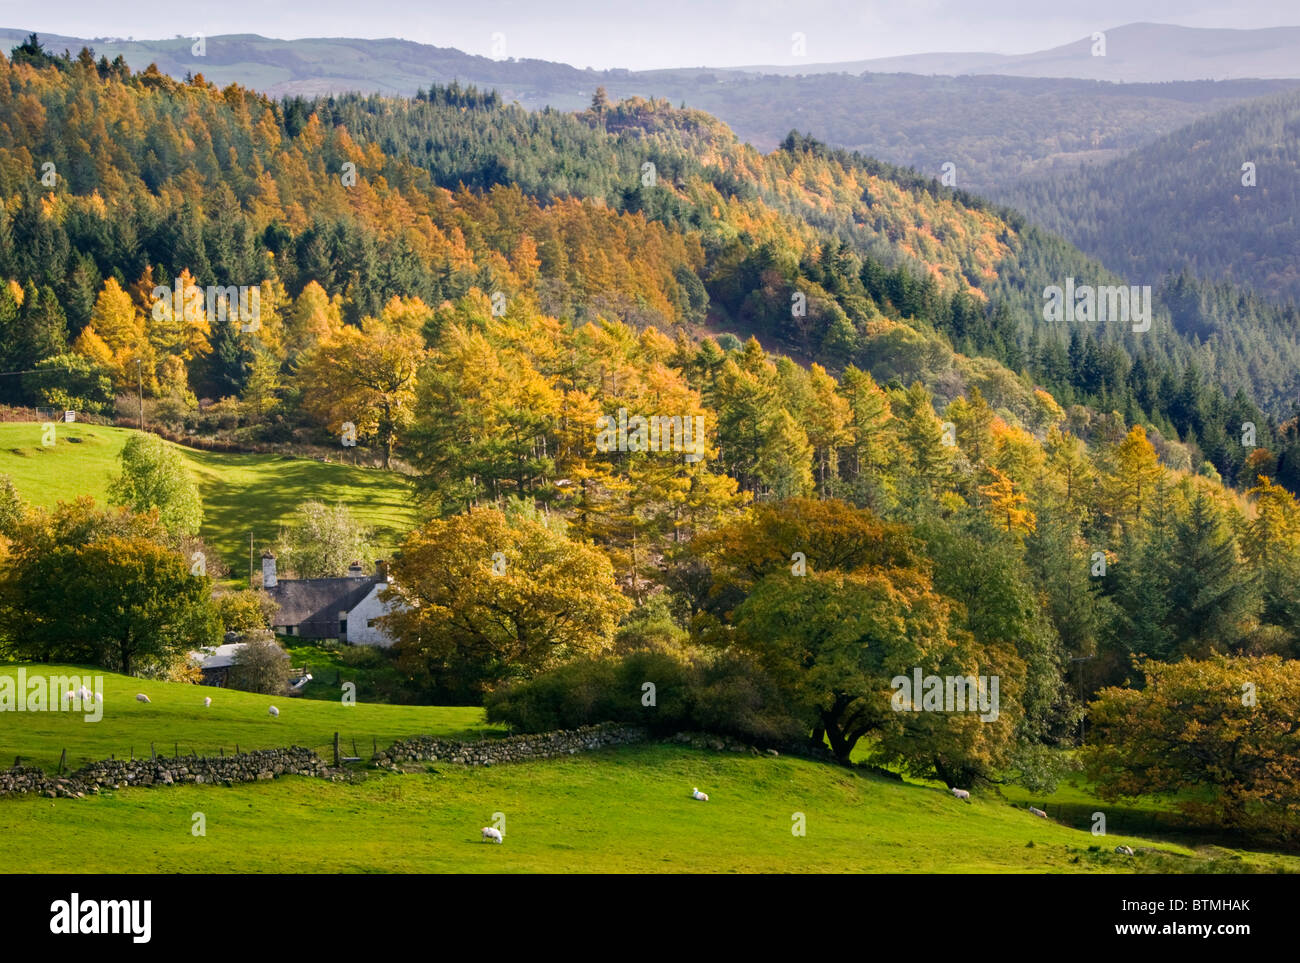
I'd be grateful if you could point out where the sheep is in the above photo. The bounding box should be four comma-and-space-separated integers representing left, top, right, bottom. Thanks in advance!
951, 787, 971, 801
481, 827, 503, 844
691, 787, 709, 801
76, 685, 93, 702
1028, 806, 1047, 819
267, 705, 279, 717
64, 690, 76, 704
136, 693, 151, 704
1114, 845, 1134, 856
203, 696, 212, 708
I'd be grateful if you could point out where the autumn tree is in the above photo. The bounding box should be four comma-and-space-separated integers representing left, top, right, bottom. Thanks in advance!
383, 506, 630, 698
1086, 656, 1300, 842
297, 320, 423, 468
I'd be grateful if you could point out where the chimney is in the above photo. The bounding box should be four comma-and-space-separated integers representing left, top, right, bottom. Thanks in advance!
347, 560, 364, 577
375, 559, 389, 581
261, 551, 277, 589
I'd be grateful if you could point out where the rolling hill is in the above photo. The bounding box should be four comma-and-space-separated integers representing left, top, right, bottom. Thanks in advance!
4, 26, 1298, 197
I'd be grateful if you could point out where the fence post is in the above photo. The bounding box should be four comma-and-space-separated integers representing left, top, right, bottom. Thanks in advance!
333, 732, 340, 768
58, 748, 66, 774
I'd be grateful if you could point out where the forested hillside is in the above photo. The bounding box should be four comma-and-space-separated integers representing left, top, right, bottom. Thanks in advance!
1, 38, 1299, 493
998, 89, 1300, 304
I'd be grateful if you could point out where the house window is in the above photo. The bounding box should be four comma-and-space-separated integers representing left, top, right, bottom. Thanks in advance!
367, 618, 377, 628
339, 619, 347, 636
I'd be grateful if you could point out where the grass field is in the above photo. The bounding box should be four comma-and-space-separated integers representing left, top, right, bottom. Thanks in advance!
0, 663, 499, 771
5, 743, 1286, 874
0, 422, 421, 574
2, 664, 1298, 873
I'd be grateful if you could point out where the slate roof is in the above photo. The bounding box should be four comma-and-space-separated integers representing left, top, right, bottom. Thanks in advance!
265, 575, 381, 637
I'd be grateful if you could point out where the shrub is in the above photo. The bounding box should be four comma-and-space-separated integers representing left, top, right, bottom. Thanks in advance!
227, 634, 291, 695
485, 647, 802, 745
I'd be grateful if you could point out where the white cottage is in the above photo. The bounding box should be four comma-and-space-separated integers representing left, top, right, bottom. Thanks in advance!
259, 553, 403, 647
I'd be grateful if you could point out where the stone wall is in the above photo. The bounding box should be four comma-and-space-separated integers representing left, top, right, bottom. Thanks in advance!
0, 747, 329, 799
0, 725, 652, 798
377, 723, 648, 767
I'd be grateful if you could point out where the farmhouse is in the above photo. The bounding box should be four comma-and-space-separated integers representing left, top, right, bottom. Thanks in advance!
259, 552, 401, 646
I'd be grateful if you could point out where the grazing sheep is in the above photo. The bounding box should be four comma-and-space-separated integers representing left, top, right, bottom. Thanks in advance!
77, 685, 92, 701
64, 690, 76, 703
94, 691, 102, 702
691, 787, 709, 801
481, 827, 503, 844
951, 788, 971, 801
1114, 845, 1134, 856
135, 693, 151, 704
203, 696, 212, 708
267, 705, 279, 717
1028, 806, 1047, 818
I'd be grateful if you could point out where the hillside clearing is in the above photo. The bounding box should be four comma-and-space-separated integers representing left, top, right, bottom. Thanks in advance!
0, 423, 421, 575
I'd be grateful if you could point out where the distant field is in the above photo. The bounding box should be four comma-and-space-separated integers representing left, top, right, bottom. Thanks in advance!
0, 423, 421, 575
0, 663, 498, 771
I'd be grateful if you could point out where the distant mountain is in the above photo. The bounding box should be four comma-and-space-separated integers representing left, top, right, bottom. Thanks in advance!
732, 23, 1300, 83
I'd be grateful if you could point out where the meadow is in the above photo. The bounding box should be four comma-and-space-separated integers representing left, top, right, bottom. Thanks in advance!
2, 664, 1297, 873
2, 742, 1281, 874
0, 422, 422, 575
0, 663, 498, 770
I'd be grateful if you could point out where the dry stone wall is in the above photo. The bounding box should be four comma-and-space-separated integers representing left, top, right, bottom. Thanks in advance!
0, 747, 328, 798
0, 724, 651, 798
377, 723, 648, 766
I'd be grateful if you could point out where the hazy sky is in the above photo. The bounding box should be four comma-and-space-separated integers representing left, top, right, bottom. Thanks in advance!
2, 0, 1297, 69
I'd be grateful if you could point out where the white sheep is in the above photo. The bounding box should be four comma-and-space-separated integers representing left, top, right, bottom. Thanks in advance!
481, 827, 503, 843
268, 705, 279, 717
1114, 845, 1134, 856
77, 685, 92, 701
951, 787, 971, 801
203, 696, 212, 708
136, 693, 151, 704
1028, 806, 1047, 819
691, 787, 709, 801
64, 690, 76, 703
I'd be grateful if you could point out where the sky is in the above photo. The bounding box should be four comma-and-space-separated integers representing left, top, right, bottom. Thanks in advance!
1, 0, 1297, 70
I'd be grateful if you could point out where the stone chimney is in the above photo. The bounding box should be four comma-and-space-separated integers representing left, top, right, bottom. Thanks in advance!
262, 551, 277, 589
347, 560, 364, 577
375, 559, 389, 581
